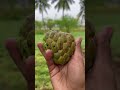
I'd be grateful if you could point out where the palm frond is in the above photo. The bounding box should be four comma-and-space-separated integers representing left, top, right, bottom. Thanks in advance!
53, 0, 75, 12
77, 0, 85, 20
35, 3, 38, 9
51, 0, 58, 4
36, 0, 50, 14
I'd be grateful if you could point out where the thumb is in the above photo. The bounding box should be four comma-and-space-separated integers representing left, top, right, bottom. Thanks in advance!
74, 37, 85, 64
25, 56, 35, 82
75, 37, 82, 53
45, 50, 53, 62
96, 26, 113, 45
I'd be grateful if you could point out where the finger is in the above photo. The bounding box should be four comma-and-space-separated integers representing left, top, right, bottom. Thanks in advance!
95, 26, 113, 45
5, 39, 22, 60
105, 27, 113, 41
100, 27, 113, 40
45, 50, 60, 78
45, 50, 53, 61
26, 56, 35, 69
37, 43, 45, 56
37, 43, 58, 75
5, 39, 26, 76
25, 56, 35, 81
73, 37, 85, 64
93, 27, 113, 72
45, 50, 56, 72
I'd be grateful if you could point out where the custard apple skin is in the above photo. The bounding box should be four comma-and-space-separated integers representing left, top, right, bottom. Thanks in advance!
86, 20, 96, 73
17, 14, 34, 60
43, 30, 75, 65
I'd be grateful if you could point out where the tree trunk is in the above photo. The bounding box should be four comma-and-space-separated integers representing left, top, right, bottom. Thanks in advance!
62, 9, 64, 19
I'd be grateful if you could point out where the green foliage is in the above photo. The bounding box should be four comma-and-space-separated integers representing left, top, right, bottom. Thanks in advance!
35, 0, 51, 29
45, 19, 55, 30
55, 15, 78, 32
35, 15, 79, 32
77, 0, 85, 23
51, 0, 75, 17
35, 0, 50, 13
52, 0, 75, 11
35, 21, 43, 30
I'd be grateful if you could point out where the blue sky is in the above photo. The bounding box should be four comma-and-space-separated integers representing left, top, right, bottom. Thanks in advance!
35, 0, 80, 21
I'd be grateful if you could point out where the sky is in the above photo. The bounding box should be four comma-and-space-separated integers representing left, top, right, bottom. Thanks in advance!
35, 0, 80, 21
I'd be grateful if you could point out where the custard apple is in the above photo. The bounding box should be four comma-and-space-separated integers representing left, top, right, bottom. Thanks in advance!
86, 20, 96, 72
43, 30, 75, 65
17, 14, 34, 60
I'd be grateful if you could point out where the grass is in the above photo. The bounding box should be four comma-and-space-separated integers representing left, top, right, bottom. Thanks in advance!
35, 29, 85, 90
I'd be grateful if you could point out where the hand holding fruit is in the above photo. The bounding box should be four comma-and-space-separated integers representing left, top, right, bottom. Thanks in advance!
5, 39, 35, 90
38, 34, 85, 90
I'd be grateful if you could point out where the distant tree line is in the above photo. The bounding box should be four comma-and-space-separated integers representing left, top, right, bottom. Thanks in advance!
35, 15, 82, 33
35, 0, 85, 26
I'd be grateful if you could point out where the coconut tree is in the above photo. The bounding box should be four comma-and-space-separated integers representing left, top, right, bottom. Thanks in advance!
35, 0, 50, 28
51, 0, 75, 18
77, 0, 85, 23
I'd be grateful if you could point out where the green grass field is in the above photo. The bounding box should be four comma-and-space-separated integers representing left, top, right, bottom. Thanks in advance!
35, 30, 85, 89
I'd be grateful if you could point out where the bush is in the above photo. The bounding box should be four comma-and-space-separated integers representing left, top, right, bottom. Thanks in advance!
54, 15, 78, 32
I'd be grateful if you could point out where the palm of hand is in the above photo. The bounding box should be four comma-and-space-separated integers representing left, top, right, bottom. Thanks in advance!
51, 52, 84, 90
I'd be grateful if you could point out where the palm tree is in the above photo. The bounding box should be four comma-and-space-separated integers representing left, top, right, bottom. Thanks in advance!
77, 0, 85, 23
35, 0, 50, 27
52, 0, 75, 18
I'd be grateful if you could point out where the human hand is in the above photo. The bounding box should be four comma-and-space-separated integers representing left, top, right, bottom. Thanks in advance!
5, 39, 35, 90
38, 38, 85, 90
86, 27, 117, 90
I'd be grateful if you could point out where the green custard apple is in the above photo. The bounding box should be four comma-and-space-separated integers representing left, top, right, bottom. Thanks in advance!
17, 14, 34, 60
43, 30, 76, 65
86, 20, 96, 73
